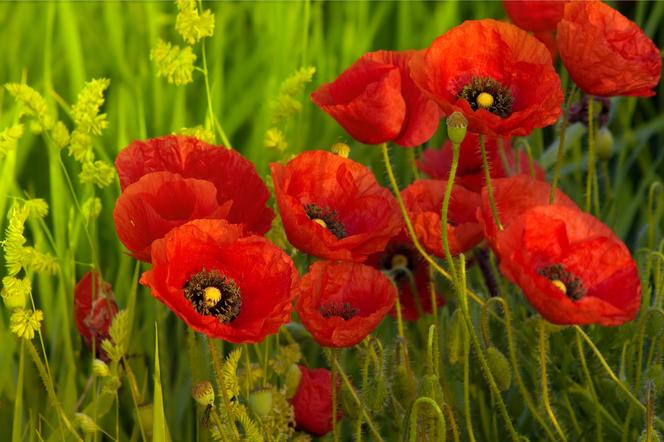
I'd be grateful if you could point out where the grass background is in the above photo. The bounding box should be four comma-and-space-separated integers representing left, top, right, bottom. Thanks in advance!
1, 1, 663, 440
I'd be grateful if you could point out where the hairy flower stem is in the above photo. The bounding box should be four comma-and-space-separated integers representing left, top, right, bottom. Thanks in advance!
538, 321, 567, 442
441, 142, 460, 282
200, 40, 232, 148
479, 135, 502, 230
428, 265, 439, 326
550, 86, 577, 203
332, 357, 385, 441
26, 340, 83, 442
408, 397, 445, 441
575, 332, 602, 441
456, 257, 519, 441
585, 97, 596, 212
462, 328, 477, 442
574, 326, 664, 431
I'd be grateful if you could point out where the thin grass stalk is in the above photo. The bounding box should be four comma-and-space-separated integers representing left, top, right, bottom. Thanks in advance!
538, 320, 567, 442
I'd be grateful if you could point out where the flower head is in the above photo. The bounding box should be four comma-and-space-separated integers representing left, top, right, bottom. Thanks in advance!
410, 19, 563, 137
557, 1, 661, 97
417, 134, 545, 194
270, 150, 402, 262
295, 261, 396, 348
74, 271, 118, 354
491, 205, 641, 325
367, 234, 444, 321
290, 365, 342, 436
10, 308, 44, 340
311, 50, 441, 146
140, 219, 297, 343
402, 179, 483, 257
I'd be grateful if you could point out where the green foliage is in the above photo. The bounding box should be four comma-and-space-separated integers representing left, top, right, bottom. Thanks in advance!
151, 39, 197, 86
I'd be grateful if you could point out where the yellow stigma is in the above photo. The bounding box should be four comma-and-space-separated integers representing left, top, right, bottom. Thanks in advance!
477, 92, 494, 109
391, 254, 409, 269
551, 280, 567, 294
203, 287, 222, 307
313, 218, 328, 228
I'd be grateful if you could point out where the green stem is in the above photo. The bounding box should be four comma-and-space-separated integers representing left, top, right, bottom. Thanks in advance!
575, 332, 602, 441
538, 321, 567, 442
585, 97, 596, 212
550, 87, 576, 203
409, 397, 445, 442
462, 330, 477, 442
331, 349, 339, 442
479, 135, 502, 230
200, 39, 231, 148
441, 142, 460, 282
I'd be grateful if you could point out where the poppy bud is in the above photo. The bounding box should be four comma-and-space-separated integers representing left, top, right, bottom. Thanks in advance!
366, 372, 389, 413
248, 388, 273, 417
192, 381, 215, 406
284, 364, 303, 400
596, 127, 614, 161
643, 365, 664, 399
447, 308, 466, 365
74, 271, 118, 358
420, 374, 444, 408
393, 365, 417, 409
637, 430, 662, 442
485, 346, 512, 391
92, 359, 110, 378
330, 143, 351, 158
446, 112, 468, 145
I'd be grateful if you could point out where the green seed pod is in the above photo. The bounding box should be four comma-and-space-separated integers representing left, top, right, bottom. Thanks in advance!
284, 364, 303, 400
192, 381, 215, 406
637, 429, 662, 442
366, 373, 389, 413
92, 359, 110, 378
420, 374, 444, 409
446, 112, 468, 145
485, 346, 511, 392
596, 127, 614, 161
447, 309, 466, 365
393, 365, 417, 409
248, 388, 273, 417
138, 403, 154, 437
644, 365, 664, 398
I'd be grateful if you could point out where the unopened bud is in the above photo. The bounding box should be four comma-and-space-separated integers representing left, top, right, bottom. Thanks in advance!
448, 308, 466, 365
486, 346, 511, 391
248, 388, 273, 417
284, 364, 303, 400
596, 127, 614, 161
92, 359, 110, 377
192, 381, 215, 406
393, 365, 417, 409
331, 143, 351, 158
446, 112, 468, 145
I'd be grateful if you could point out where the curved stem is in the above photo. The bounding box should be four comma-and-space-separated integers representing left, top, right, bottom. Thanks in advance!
479, 135, 502, 230
441, 142, 460, 282
409, 397, 446, 442
538, 321, 568, 442
575, 332, 602, 441
200, 40, 231, 148
585, 97, 596, 212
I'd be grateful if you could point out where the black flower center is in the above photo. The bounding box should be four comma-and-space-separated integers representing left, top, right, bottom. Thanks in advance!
381, 244, 419, 283
537, 264, 587, 301
184, 269, 242, 323
458, 77, 514, 118
304, 203, 347, 239
319, 302, 358, 321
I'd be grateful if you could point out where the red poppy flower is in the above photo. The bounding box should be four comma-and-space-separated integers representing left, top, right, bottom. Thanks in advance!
311, 50, 441, 146
140, 219, 297, 343
294, 261, 396, 348
492, 205, 641, 325
410, 19, 563, 137
270, 150, 402, 262
74, 271, 118, 354
113, 172, 231, 261
115, 135, 274, 234
402, 179, 483, 257
557, 1, 661, 97
417, 133, 545, 193
478, 175, 577, 250
290, 366, 342, 436
366, 234, 444, 321
503, 0, 566, 33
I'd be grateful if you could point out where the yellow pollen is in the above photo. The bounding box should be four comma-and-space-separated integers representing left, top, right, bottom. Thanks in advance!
313, 218, 327, 228
477, 92, 494, 109
551, 280, 567, 294
391, 254, 409, 269
203, 287, 222, 307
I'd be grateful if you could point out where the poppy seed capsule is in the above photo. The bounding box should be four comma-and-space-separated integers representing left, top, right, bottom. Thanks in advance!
486, 346, 511, 391
446, 111, 468, 145
330, 143, 351, 158
92, 359, 110, 377
476, 92, 494, 109
248, 388, 273, 417
192, 381, 215, 406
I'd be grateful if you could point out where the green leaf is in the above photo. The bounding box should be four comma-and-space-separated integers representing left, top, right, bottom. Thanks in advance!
152, 323, 169, 442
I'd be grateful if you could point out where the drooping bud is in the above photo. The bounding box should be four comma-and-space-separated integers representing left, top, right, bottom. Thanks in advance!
248, 388, 274, 417
393, 365, 417, 410
485, 346, 511, 391
446, 112, 468, 145
596, 127, 614, 161
192, 381, 215, 406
